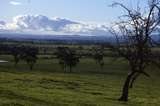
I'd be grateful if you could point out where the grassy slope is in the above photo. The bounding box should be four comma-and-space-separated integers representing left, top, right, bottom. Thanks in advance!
0, 55, 160, 106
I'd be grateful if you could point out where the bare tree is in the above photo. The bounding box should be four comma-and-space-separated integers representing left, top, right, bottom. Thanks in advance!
109, 0, 160, 101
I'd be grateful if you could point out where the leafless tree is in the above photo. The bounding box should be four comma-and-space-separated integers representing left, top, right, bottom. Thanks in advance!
109, 0, 160, 101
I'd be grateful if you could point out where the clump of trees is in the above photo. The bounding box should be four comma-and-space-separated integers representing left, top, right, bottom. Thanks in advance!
109, 0, 160, 101
10, 45, 39, 70
56, 47, 80, 72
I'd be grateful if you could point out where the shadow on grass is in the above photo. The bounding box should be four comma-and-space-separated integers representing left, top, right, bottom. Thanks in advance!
0, 103, 24, 106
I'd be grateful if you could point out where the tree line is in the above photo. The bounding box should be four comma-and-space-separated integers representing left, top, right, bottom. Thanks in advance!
0, 44, 106, 71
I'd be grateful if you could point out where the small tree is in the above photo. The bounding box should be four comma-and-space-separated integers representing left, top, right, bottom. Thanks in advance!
56, 47, 79, 72
10, 46, 21, 67
66, 48, 80, 72
109, 0, 160, 101
56, 47, 67, 71
22, 46, 39, 70
92, 46, 104, 71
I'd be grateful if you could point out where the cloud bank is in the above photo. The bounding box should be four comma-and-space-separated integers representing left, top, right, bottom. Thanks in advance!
0, 15, 109, 35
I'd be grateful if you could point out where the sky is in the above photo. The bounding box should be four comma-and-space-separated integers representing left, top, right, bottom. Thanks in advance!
0, 0, 145, 23
0, 0, 147, 35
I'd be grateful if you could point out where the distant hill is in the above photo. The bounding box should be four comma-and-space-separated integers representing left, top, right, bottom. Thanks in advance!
0, 33, 159, 45
0, 33, 115, 44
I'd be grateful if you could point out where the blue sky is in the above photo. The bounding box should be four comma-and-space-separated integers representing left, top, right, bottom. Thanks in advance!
0, 0, 146, 23
0, 0, 147, 35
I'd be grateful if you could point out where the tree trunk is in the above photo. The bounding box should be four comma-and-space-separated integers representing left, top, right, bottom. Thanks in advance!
69, 65, 72, 73
28, 63, 33, 70
130, 73, 140, 88
119, 71, 135, 101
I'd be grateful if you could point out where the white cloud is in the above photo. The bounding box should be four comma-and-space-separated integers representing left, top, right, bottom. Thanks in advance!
10, 1, 21, 5
0, 15, 109, 35
10, 15, 78, 31
63, 23, 108, 35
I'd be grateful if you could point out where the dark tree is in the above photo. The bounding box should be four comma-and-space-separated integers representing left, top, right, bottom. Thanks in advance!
10, 45, 38, 70
10, 46, 21, 67
56, 47, 67, 71
109, 0, 160, 101
21, 46, 39, 70
92, 46, 104, 71
56, 47, 80, 72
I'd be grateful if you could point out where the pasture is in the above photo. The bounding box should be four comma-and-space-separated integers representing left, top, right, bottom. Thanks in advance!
0, 55, 160, 106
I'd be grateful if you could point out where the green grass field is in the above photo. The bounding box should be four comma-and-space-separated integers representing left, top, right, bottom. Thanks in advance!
0, 55, 160, 106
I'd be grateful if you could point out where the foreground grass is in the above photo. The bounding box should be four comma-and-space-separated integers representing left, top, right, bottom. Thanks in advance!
0, 56, 160, 106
